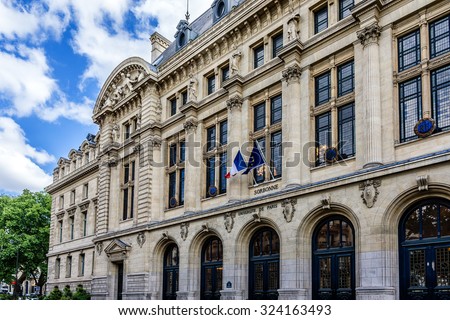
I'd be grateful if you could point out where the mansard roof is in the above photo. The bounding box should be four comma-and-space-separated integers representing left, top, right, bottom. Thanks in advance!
153, 0, 244, 68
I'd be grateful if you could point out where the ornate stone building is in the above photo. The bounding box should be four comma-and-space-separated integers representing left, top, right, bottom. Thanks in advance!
46, 0, 450, 300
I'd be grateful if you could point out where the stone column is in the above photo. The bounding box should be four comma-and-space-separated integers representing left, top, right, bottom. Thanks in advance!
357, 23, 383, 168
281, 64, 303, 187
183, 118, 202, 213
227, 95, 244, 201
419, 15, 431, 117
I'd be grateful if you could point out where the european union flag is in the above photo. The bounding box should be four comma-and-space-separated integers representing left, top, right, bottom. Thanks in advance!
243, 145, 266, 174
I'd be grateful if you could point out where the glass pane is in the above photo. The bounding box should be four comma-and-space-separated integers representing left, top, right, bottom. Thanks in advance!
317, 223, 328, 249
268, 262, 279, 290
440, 205, 450, 237
436, 247, 450, 287
329, 220, 341, 248
319, 257, 331, 289
271, 233, 280, 255
216, 266, 223, 291
166, 271, 173, 294
205, 268, 213, 291
405, 208, 420, 240
205, 244, 211, 262
338, 256, 352, 288
263, 231, 271, 255
172, 246, 178, 266
341, 221, 353, 247
409, 249, 426, 287
253, 235, 261, 256
218, 241, 223, 261
422, 204, 438, 239
254, 264, 264, 291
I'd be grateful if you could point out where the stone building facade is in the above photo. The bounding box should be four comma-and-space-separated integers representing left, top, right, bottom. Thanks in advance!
46, 0, 450, 300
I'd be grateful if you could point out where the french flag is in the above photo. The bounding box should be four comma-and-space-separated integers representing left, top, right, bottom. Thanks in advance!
225, 150, 247, 179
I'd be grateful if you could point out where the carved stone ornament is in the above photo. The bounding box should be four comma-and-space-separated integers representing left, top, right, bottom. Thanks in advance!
183, 118, 198, 133
224, 212, 235, 233
162, 231, 169, 241
201, 223, 209, 233
79, 202, 89, 212
151, 138, 162, 149
96, 242, 103, 256
133, 144, 141, 153
252, 212, 261, 223
188, 74, 198, 102
282, 64, 302, 84
137, 232, 146, 248
281, 198, 297, 223
180, 222, 189, 241
287, 14, 300, 41
417, 175, 429, 191
107, 157, 118, 167
357, 23, 381, 47
359, 179, 381, 208
230, 51, 242, 76
112, 124, 120, 142
226, 95, 243, 111
321, 195, 331, 210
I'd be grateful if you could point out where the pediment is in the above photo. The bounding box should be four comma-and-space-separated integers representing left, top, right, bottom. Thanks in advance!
93, 57, 152, 115
104, 238, 131, 257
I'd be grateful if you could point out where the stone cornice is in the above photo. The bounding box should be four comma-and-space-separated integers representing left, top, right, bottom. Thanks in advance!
45, 161, 100, 194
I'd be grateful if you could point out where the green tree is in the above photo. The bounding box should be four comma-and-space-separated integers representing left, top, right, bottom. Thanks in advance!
0, 190, 51, 297
45, 286, 62, 300
61, 285, 73, 300
72, 284, 91, 300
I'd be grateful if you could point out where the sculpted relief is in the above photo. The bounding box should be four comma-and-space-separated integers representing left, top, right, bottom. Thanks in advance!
99, 67, 147, 110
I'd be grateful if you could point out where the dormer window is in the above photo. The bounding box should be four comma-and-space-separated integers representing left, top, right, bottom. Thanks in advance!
178, 32, 186, 47
212, 0, 228, 24
175, 20, 197, 51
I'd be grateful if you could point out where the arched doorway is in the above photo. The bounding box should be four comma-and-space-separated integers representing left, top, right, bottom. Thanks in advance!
201, 236, 223, 300
163, 244, 179, 300
399, 198, 450, 299
312, 215, 355, 300
249, 227, 280, 300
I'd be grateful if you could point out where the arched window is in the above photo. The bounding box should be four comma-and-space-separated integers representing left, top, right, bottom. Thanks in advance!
312, 216, 355, 300
163, 244, 179, 300
201, 237, 223, 300
249, 227, 280, 300
399, 198, 450, 299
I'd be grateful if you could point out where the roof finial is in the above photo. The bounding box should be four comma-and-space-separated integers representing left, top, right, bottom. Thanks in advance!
185, 0, 190, 22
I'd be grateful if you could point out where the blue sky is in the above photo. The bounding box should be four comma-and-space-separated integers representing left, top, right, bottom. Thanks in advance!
0, 0, 211, 194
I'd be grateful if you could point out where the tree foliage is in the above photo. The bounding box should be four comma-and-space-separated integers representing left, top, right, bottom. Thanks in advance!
0, 190, 51, 295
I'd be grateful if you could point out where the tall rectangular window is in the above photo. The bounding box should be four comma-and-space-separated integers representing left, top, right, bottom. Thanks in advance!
79, 254, 85, 277
338, 103, 355, 158
66, 256, 72, 278
219, 153, 227, 194
122, 160, 135, 220
220, 121, 228, 145
314, 6, 328, 34
59, 195, 64, 210
59, 220, 63, 243
315, 71, 331, 105
316, 112, 332, 166
221, 65, 230, 83
70, 190, 75, 205
182, 90, 188, 105
124, 123, 131, 140
254, 138, 266, 184
339, 0, 354, 20
254, 44, 264, 68
338, 61, 354, 97
431, 65, 450, 132
254, 103, 266, 131
82, 211, 87, 237
55, 258, 60, 279
270, 95, 282, 125
272, 33, 283, 58
69, 217, 74, 240
170, 97, 177, 116
207, 75, 216, 95
207, 126, 216, 151
179, 169, 185, 205
430, 15, 450, 59
169, 144, 177, 166
180, 141, 186, 162
399, 77, 422, 142
168, 172, 176, 206
83, 183, 88, 199
270, 132, 282, 179
206, 157, 215, 198
398, 30, 421, 72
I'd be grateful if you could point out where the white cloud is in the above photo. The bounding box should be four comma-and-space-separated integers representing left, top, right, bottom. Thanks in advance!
0, 117, 54, 193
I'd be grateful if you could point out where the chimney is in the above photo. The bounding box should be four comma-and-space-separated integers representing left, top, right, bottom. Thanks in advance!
150, 32, 171, 63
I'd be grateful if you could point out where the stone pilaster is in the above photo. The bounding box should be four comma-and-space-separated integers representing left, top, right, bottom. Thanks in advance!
357, 22, 383, 168
227, 95, 244, 201
183, 117, 202, 213
281, 64, 302, 187
96, 155, 116, 234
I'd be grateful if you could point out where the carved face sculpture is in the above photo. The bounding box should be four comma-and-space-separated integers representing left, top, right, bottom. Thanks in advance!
363, 185, 375, 208
283, 201, 293, 222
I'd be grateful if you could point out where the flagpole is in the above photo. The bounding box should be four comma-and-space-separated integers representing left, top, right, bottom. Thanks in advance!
254, 139, 275, 180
